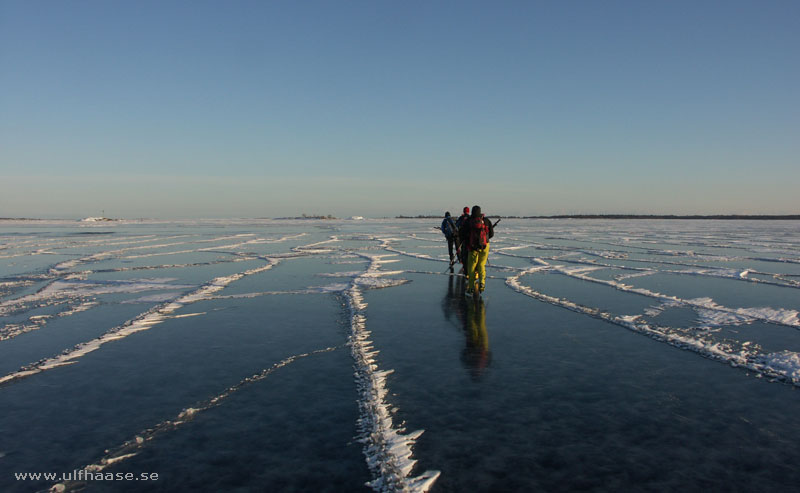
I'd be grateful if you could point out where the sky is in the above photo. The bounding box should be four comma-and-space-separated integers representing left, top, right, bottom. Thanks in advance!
1, 0, 798, 219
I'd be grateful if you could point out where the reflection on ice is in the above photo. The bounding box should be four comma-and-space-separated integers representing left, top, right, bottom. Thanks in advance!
442, 275, 491, 380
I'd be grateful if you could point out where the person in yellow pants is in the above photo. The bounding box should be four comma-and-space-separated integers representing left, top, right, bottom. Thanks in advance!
467, 243, 490, 293
459, 205, 494, 294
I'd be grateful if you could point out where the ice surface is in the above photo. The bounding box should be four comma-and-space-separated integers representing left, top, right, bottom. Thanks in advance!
0, 262, 277, 385
49, 345, 341, 492
1, 219, 799, 492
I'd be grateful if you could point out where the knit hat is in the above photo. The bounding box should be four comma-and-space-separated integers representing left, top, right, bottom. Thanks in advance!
463, 207, 470, 214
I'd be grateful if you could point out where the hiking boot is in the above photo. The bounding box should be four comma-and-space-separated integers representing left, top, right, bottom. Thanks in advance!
479, 284, 485, 293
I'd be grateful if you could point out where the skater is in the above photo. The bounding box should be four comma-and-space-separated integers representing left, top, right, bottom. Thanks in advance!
460, 205, 494, 295
454, 206, 470, 269
440, 211, 459, 266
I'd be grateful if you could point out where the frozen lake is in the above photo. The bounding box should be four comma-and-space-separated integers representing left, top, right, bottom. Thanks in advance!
1, 218, 799, 492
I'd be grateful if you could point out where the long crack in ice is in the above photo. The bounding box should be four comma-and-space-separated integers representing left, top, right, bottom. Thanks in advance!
345, 253, 440, 492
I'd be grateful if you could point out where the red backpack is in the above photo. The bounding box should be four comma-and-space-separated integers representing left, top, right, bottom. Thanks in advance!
469, 216, 489, 251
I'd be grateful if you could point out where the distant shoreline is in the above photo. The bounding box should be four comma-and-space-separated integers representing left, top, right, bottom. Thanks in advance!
397, 214, 800, 220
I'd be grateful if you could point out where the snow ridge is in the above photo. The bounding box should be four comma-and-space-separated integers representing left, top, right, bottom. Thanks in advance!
0, 261, 278, 386
506, 268, 800, 386
345, 254, 440, 492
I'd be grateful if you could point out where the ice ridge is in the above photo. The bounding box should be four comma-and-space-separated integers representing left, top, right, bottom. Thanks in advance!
346, 254, 440, 492
0, 261, 279, 386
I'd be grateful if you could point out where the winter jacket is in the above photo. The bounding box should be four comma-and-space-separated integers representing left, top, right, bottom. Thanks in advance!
459, 215, 494, 252
441, 217, 458, 238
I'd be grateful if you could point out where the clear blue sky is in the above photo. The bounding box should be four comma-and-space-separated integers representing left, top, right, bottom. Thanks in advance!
2, 0, 798, 218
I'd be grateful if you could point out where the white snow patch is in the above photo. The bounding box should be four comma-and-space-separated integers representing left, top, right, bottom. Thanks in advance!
318, 271, 363, 278
616, 270, 657, 281
553, 265, 604, 275
736, 306, 799, 327
757, 351, 800, 383
685, 297, 800, 328
356, 278, 410, 289
695, 308, 755, 328
0, 278, 195, 315
170, 312, 206, 319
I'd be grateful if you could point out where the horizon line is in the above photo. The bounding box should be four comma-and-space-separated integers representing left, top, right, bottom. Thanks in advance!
3, 214, 800, 222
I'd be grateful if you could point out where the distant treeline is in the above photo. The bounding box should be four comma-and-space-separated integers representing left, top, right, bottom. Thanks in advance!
274, 214, 337, 220
520, 214, 800, 220
397, 214, 800, 220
